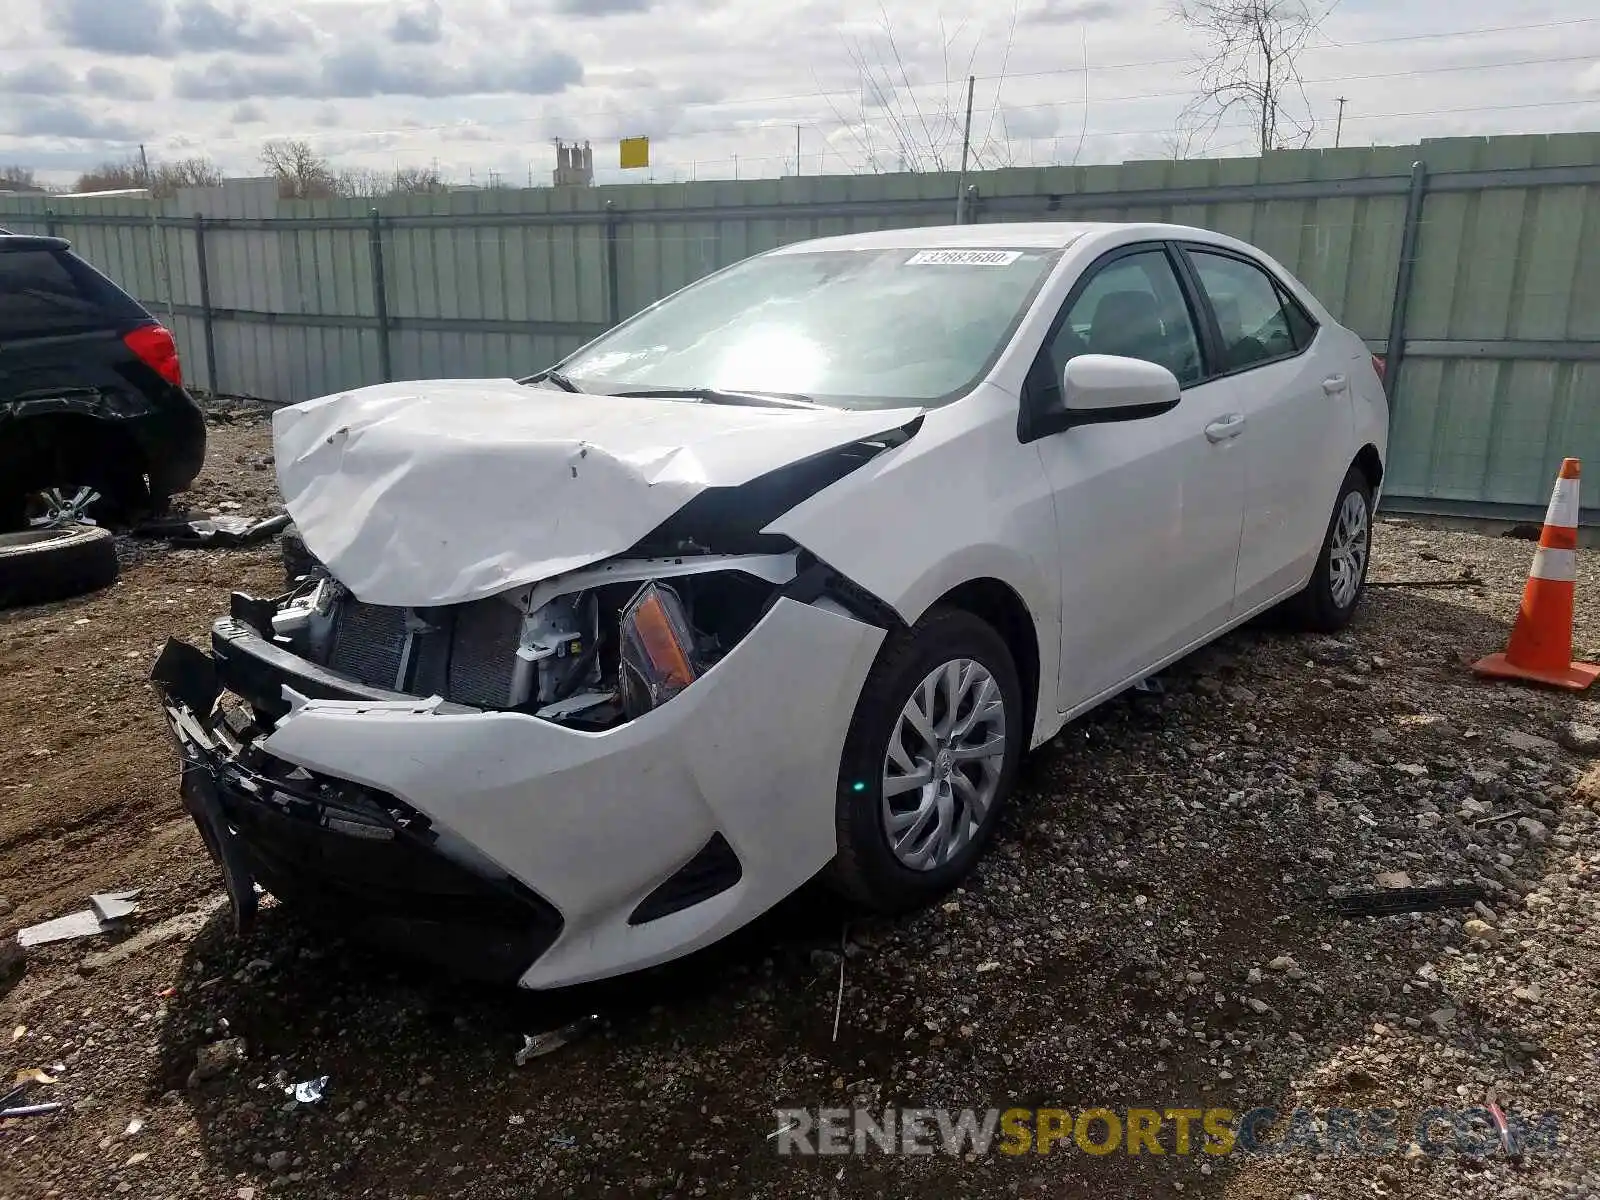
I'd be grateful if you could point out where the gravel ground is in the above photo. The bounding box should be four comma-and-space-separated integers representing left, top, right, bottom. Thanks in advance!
3, 413, 1599, 1199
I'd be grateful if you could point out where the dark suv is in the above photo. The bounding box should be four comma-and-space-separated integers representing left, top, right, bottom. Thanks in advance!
0, 234, 206, 530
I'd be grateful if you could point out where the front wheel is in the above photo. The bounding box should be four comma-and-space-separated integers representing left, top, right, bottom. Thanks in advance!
824, 607, 1024, 912
1283, 466, 1372, 632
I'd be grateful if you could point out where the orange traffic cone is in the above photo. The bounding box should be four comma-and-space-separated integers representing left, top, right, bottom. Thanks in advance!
1473, 457, 1599, 690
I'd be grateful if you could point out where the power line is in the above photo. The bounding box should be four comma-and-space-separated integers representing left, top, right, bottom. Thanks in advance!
384, 94, 1600, 175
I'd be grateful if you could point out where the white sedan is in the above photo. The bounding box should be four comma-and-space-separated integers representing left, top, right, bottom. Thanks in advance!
154, 222, 1387, 988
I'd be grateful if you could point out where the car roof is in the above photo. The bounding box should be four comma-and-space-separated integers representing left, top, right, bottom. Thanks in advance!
0, 234, 71, 253
765, 221, 1265, 258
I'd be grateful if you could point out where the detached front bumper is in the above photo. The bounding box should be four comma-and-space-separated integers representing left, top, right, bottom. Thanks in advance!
156, 638, 564, 985
154, 596, 883, 989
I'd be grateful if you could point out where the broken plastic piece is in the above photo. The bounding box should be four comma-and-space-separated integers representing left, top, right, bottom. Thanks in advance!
90, 890, 142, 923
1331, 885, 1486, 918
618, 583, 700, 716
133, 512, 291, 548
17, 890, 141, 946
1487, 1098, 1520, 1160
284, 1076, 329, 1104
0, 1102, 65, 1119
534, 690, 616, 722
514, 1015, 599, 1065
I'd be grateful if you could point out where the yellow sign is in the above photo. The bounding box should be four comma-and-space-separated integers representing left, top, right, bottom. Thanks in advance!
619, 137, 650, 169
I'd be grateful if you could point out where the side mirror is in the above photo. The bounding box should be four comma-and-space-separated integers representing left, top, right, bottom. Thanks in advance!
1061, 354, 1181, 422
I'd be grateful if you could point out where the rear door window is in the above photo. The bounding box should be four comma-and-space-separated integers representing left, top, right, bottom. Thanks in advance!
0, 249, 144, 339
1185, 249, 1311, 371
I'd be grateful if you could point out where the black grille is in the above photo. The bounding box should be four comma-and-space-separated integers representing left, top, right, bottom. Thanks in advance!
629, 833, 743, 925
328, 597, 521, 708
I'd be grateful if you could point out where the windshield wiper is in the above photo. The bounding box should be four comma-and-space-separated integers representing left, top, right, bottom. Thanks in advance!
610, 386, 822, 410
519, 368, 581, 392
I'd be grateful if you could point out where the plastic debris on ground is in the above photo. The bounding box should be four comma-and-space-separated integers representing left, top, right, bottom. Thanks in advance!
16, 890, 141, 947
0, 1102, 64, 1118
284, 1076, 329, 1104
1331, 884, 1486, 918
133, 512, 291, 548
1, 1069, 67, 1120
514, 1015, 599, 1065
90, 890, 142, 922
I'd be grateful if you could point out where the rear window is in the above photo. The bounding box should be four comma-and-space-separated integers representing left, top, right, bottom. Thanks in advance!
0, 248, 147, 339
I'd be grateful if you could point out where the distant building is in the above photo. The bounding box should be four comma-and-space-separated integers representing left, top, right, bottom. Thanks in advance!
553, 140, 594, 187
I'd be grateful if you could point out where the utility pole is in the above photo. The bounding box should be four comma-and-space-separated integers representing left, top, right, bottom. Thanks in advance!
733, 153, 739, 181
954, 74, 975, 224
138, 143, 151, 187
795, 125, 801, 176
1334, 97, 1348, 148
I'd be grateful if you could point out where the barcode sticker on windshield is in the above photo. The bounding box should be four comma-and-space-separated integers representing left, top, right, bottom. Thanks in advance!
905, 249, 1022, 266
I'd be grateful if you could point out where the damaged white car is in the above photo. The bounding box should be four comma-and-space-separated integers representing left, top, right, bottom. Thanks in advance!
153, 223, 1387, 988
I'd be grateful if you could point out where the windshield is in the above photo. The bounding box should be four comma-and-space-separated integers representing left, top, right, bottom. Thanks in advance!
553, 246, 1061, 410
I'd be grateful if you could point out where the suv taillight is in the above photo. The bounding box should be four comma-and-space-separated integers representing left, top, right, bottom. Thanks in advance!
124, 325, 182, 387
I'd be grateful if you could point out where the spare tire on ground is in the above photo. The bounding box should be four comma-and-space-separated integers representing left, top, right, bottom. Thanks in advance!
0, 526, 120, 610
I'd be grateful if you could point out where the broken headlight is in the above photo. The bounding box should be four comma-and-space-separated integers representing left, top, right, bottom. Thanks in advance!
618, 582, 704, 718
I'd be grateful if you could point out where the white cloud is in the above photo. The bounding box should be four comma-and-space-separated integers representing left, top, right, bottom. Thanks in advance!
389, 0, 445, 44
1, 0, 1596, 186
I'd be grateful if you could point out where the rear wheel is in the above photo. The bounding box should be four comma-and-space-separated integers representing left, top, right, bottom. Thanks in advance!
1283, 466, 1371, 632
0, 471, 149, 534
825, 607, 1023, 912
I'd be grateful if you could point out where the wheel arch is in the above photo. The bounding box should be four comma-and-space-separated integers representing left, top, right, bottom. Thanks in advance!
0, 411, 149, 499
1353, 443, 1383, 492
931, 577, 1041, 751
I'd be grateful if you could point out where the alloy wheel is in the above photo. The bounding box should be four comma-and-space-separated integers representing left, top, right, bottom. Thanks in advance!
880, 657, 1008, 871
1328, 488, 1369, 609
27, 486, 102, 529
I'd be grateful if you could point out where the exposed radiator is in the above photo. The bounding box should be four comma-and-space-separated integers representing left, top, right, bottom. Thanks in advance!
327, 597, 522, 708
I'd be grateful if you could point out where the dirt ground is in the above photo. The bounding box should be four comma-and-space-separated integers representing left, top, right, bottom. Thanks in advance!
3, 412, 1599, 1199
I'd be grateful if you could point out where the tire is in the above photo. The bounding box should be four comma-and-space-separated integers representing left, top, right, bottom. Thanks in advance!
1282, 465, 1372, 632
824, 607, 1024, 912
281, 524, 319, 582
0, 526, 120, 610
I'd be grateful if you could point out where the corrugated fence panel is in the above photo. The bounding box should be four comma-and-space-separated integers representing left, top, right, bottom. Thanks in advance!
1384, 133, 1600, 514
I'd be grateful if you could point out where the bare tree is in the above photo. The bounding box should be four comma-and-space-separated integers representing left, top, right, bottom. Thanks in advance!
261, 139, 338, 199
334, 166, 392, 198
0, 165, 44, 192
333, 164, 449, 198
1159, 123, 1208, 161
391, 165, 445, 194
74, 155, 221, 197
74, 158, 144, 193
1172, 0, 1318, 155
156, 157, 224, 192
820, 4, 1021, 174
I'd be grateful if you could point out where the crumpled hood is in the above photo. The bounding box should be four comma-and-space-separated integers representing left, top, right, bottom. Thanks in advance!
274, 379, 921, 606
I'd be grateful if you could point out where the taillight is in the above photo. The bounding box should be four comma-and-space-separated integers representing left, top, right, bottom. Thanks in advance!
124, 325, 183, 387
1370, 353, 1386, 384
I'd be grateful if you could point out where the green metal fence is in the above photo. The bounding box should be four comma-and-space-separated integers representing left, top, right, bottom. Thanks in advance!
3, 131, 1598, 522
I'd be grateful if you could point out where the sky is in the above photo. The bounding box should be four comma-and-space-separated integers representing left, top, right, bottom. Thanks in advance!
0, 0, 1597, 188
